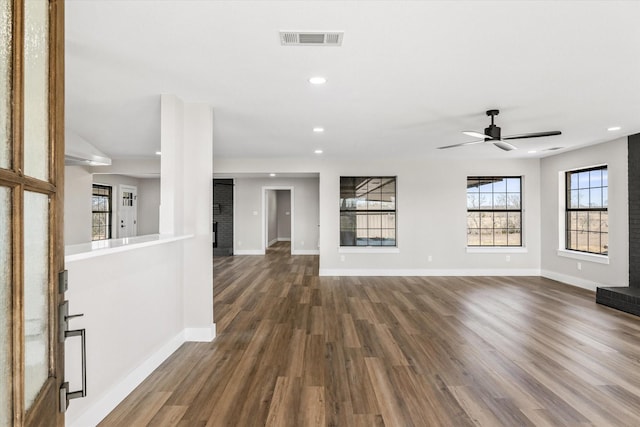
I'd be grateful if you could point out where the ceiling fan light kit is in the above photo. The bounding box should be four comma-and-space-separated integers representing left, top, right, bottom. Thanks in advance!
439, 109, 562, 152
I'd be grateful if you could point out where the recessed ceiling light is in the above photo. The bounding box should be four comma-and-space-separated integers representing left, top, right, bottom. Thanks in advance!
313, 127, 324, 133
309, 76, 327, 85
269, 173, 276, 177
314, 149, 323, 154
608, 126, 621, 131
528, 150, 537, 154
155, 151, 161, 155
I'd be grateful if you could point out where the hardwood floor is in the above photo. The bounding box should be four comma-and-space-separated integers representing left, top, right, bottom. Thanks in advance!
100, 242, 640, 426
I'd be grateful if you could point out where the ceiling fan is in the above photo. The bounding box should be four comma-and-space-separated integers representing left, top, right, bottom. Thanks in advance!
438, 109, 561, 151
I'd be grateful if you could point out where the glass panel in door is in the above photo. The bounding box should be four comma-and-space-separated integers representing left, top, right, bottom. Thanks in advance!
23, 190, 50, 410
0, 186, 12, 425
0, 0, 10, 169
23, 0, 49, 181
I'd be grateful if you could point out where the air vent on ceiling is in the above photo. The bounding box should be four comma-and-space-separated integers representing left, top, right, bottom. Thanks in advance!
280, 31, 343, 46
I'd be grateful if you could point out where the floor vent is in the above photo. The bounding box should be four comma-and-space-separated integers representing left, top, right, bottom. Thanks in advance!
280, 31, 343, 46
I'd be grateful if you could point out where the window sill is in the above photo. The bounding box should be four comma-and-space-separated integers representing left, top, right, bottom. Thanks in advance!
466, 246, 528, 254
339, 246, 400, 254
557, 249, 609, 264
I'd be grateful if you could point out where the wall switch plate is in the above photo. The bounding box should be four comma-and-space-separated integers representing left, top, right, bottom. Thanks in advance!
428, 255, 432, 262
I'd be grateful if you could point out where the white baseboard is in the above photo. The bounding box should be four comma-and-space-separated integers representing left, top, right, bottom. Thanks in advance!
234, 249, 265, 255
184, 324, 216, 342
292, 249, 320, 255
319, 268, 541, 277
67, 332, 186, 427
277, 237, 291, 242
67, 324, 217, 427
541, 270, 599, 291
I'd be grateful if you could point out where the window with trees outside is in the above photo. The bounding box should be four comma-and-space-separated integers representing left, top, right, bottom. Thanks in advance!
467, 176, 522, 247
340, 177, 396, 246
566, 166, 608, 255
92, 184, 112, 241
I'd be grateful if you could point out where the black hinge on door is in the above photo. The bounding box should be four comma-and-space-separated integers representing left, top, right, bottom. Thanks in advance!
59, 298, 87, 412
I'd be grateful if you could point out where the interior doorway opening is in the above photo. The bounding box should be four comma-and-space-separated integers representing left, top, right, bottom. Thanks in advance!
263, 186, 294, 255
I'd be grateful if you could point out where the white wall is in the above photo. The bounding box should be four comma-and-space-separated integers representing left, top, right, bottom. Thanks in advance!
64, 166, 92, 245
540, 137, 628, 290
65, 242, 185, 427
214, 156, 541, 274
319, 157, 541, 275
233, 177, 319, 255
277, 189, 291, 240
267, 189, 277, 246
137, 178, 161, 235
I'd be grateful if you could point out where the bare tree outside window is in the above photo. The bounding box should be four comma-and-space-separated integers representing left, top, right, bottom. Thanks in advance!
92, 184, 112, 241
467, 176, 522, 247
566, 166, 608, 255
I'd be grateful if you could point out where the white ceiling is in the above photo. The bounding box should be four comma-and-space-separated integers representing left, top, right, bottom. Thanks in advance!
65, 1, 640, 162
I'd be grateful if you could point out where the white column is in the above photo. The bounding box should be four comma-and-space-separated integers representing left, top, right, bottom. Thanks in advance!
160, 94, 215, 341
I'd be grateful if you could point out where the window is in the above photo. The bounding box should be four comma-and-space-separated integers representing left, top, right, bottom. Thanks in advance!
92, 184, 112, 241
340, 177, 396, 246
566, 166, 608, 255
467, 176, 522, 246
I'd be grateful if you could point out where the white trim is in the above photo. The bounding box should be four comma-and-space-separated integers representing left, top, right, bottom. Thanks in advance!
292, 249, 319, 255
541, 269, 599, 291
184, 324, 216, 342
466, 246, 528, 254
234, 249, 265, 255
67, 332, 186, 427
556, 249, 609, 264
338, 246, 400, 254
319, 268, 541, 277
277, 237, 291, 242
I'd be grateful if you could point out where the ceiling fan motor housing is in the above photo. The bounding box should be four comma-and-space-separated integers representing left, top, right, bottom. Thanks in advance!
484, 125, 501, 140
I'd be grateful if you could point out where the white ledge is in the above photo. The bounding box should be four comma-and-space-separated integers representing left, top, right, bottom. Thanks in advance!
466, 246, 528, 254
338, 246, 400, 254
556, 249, 609, 264
65, 234, 193, 262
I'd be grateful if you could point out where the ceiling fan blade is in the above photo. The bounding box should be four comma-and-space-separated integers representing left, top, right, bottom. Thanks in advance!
462, 131, 490, 139
437, 140, 485, 150
493, 140, 517, 151
502, 131, 562, 140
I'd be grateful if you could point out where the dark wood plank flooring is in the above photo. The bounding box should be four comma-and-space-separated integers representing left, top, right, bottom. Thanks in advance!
99, 241, 640, 426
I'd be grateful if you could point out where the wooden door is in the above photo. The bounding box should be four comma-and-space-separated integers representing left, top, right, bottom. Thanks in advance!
0, 0, 65, 425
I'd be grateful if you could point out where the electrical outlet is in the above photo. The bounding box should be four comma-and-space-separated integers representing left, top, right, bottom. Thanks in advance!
428, 255, 433, 262
577, 262, 582, 270
301, 240, 304, 247
340, 255, 345, 262
506, 255, 511, 262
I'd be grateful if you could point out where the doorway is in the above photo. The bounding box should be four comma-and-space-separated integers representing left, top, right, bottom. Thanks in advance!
213, 179, 234, 256
262, 186, 293, 254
